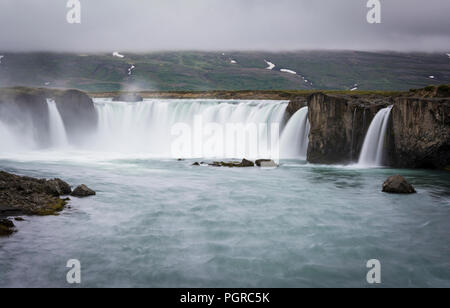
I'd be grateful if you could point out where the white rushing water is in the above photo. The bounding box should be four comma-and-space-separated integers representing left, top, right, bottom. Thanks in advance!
280, 107, 310, 159
93, 99, 290, 159
0, 99, 315, 160
358, 105, 393, 166
46, 99, 69, 148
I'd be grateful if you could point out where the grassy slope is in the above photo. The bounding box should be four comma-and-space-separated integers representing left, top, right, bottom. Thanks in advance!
0, 51, 449, 92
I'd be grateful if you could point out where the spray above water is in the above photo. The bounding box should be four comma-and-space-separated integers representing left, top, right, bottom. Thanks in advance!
358, 105, 393, 167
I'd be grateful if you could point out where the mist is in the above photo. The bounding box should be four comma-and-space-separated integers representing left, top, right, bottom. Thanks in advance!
1, 0, 450, 52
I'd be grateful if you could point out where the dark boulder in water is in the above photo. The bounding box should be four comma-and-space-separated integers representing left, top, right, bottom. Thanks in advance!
382, 175, 416, 194
112, 93, 143, 102
209, 159, 255, 167
240, 159, 255, 167
0, 218, 16, 236
71, 184, 96, 197
255, 159, 278, 167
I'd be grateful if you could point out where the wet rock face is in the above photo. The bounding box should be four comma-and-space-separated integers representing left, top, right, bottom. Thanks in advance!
382, 175, 416, 194
71, 184, 96, 197
53, 89, 98, 145
306, 93, 389, 164
286, 97, 307, 119
388, 98, 450, 169
0, 171, 70, 216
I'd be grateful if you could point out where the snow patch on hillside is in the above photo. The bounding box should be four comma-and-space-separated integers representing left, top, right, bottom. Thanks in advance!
264, 60, 275, 70
280, 69, 297, 75
113, 52, 125, 58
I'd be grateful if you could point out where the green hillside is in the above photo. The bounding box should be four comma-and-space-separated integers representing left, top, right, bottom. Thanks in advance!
0, 51, 449, 92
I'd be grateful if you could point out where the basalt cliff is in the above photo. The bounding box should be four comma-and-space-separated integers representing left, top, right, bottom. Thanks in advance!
286, 85, 450, 169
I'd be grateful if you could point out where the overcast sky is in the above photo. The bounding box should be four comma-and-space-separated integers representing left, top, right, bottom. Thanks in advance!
1, 0, 449, 52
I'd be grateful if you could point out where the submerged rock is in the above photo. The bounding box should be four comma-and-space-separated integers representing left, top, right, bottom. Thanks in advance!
71, 185, 96, 197
255, 159, 278, 168
240, 159, 255, 167
382, 175, 416, 194
208, 159, 255, 168
0, 218, 16, 236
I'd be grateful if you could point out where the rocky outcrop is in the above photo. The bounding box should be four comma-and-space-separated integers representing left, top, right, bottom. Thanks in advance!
112, 93, 143, 102
382, 175, 416, 194
0, 171, 71, 216
208, 159, 255, 167
71, 184, 96, 197
388, 97, 450, 169
306, 93, 390, 164
52, 89, 98, 144
0, 218, 16, 236
255, 159, 278, 167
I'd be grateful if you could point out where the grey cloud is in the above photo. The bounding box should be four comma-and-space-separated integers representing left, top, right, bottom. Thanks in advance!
0, 0, 449, 52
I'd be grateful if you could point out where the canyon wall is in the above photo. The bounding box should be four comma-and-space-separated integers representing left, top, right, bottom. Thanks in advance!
285, 92, 449, 169
388, 97, 450, 169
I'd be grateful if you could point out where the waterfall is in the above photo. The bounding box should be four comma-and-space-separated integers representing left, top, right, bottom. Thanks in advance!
46, 99, 69, 147
358, 106, 393, 166
280, 107, 310, 159
92, 99, 288, 159
1, 98, 314, 160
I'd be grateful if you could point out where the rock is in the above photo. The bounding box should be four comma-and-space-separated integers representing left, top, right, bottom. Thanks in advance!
382, 175, 416, 194
240, 159, 255, 167
45, 178, 72, 196
14, 217, 25, 221
71, 185, 96, 197
208, 159, 254, 167
307, 93, 391, 164
0, 218, 16, 236
255, 159, 278, 167
192, 162, 200, 166
285, 96, 307, 120
388, 97, 450, 169
0, 171, 69, 216
112, 93, 143, 102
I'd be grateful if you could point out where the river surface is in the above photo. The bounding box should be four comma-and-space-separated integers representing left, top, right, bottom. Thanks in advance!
1, 156, 449, 287
1, 99, 449, 287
